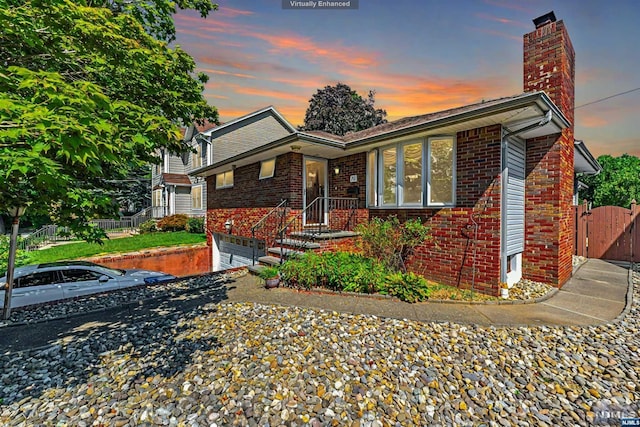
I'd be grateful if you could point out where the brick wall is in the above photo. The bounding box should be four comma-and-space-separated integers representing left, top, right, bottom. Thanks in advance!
85, 245, 211, 278
371, 124, 503, 295
523, 17, 575, 287
207, 152, 303, 210
328, 153, 367, 207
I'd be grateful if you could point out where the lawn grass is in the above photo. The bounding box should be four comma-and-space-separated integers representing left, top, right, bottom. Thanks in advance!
24, 231, 206, 266
427, 283, 498, 301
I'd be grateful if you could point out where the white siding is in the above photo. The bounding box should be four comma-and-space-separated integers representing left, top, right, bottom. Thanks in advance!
505, 138, 525, 255
211, 114, 292, 164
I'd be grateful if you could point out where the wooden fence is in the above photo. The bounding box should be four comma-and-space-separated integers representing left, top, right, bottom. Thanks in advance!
574, 201, 638, 262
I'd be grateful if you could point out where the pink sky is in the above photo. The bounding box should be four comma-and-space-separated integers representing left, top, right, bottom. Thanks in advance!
173, 0, 640, 158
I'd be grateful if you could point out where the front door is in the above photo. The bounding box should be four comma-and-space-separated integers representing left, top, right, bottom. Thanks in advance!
303, 158, 328, 225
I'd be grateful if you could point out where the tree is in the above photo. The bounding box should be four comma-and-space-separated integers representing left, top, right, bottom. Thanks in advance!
580, 154, 640, 208
0, 0, 218, 241
300, 83, 387, 136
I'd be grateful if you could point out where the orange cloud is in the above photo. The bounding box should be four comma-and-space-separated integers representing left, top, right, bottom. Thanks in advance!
175, 13, 380, 69
233, 86, 309, 104
578, 113, 609, 128
216, 7, 254, 18
198, 68, 256, 79
250, 32, 379, 68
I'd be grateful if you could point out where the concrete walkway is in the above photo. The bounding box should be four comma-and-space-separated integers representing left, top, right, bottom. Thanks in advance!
229, 258, 632, 326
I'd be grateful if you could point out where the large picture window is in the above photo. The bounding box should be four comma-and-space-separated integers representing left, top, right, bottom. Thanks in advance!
368, 136, 455, 208
215, 170, 234, 189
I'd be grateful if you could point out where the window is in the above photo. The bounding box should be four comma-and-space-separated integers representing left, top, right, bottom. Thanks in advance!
259, 158, 276, 179
153, 189, 162, 207
368, 136, 455, 208
61, 269, 102, 283
192, 185, 203, 209
16, 271, 58, 288
367, 151, 377, 206
192, 143, 203, 168
402, 142, 423, 204
216, 170, 234, 189
428, 137, 455, 205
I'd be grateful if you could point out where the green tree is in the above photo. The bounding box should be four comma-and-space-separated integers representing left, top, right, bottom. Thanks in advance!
300, 83, 387, 136
580, 154, 640, 208
0, 0, 218, 240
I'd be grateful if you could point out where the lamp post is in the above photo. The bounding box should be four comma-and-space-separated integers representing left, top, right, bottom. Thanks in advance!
2, 205, 26, 320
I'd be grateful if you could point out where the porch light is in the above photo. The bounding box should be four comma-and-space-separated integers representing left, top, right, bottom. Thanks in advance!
224, 219, 233, 234
334, 165, 340, 175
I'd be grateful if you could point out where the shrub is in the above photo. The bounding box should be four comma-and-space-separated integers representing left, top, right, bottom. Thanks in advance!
258, 265, 280, 280
138, 219, 158, 234
280, 251, 389, 293
379, 271, 431, 303
0, 235, 31, 276
355, 216, 432, 273
157, 214, 189, 232
186, 217, 205, 234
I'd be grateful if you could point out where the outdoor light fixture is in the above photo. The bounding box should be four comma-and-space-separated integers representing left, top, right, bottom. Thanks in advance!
334, 164, 342, 175
224, 219, 233, 234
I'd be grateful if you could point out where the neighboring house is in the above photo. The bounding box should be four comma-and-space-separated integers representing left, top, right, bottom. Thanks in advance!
191, 12, 600, 295
151, 121, 216, 218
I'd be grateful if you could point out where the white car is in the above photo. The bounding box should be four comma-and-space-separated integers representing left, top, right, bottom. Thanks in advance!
0, 261, 176, 309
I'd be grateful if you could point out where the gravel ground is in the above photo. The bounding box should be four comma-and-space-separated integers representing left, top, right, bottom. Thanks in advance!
0, 266, 638, 426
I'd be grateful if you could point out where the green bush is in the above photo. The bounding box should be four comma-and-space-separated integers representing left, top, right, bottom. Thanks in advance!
379, 271, 431, 303
186, 217, 205, 234
138, 219, 158, 234
355, 216, 432, 273
0, 235, 31, 276
157, 214, 189, 232
258, 265, 280, 280
280, 251, 389, 293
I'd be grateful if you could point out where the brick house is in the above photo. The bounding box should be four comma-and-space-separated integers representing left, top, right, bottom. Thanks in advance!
191, 12, 600, 294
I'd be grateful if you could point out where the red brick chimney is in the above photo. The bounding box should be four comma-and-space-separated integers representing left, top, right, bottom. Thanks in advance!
523, 11, 575, 126
522, 11, 575, 287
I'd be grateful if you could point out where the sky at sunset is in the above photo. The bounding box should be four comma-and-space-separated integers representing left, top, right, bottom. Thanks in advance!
173, 0, 640, 158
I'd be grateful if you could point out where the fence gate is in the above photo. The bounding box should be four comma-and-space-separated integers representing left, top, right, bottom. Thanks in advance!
575, 201, 638, 262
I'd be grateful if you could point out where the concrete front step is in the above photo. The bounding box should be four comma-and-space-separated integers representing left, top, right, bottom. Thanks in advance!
275, 238, 321, 250
267, 247, 305, 258
257, 255, 283, 267
289, 230, 358, 240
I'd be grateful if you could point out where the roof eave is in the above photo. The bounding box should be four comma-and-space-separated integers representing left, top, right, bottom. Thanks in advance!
345, 92, 570, 149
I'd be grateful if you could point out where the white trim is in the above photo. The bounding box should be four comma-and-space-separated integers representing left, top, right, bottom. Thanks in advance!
303, 157, 328, 226
259, 158, 276, 179
370, 136, 455, 208
426, 136, 456, 207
